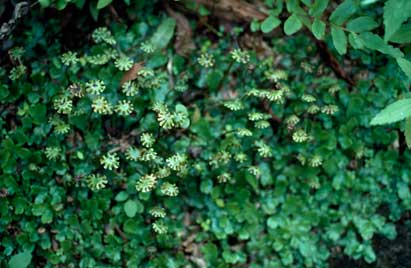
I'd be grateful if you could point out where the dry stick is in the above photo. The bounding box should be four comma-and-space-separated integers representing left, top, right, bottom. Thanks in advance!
114, 224, 128, 243
315, 40, 355, 87
186, 0, 267, 22
263, 100, 281, 123
165, 3, 196, 57
109, 5, 123, 23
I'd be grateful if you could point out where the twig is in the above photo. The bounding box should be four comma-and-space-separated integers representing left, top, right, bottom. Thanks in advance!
109, 5, 123, 23
114, 224, 128, 243
315, 40, 355, 87
262, 100, 281, 123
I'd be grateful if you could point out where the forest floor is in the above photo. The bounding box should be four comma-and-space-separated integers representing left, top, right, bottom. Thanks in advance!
2, 1, 411, 267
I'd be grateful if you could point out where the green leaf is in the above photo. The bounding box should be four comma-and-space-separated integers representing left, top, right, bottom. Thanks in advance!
250, 20, 260, 32
298, 240, 315, 257
396, 57, 411, 79
124, 200, 138, 218
389, 23, 411, 44
245, 172, 258, 191
329, 0, 357, 25
311, 19, 326, 40
56, 0, 68, 10
346, 16, 378, 32
38, 0, 51, 7
348, 32, 364, 49
201, 243, 218, 263
284, 14, 303, 35
150, 18, 176, 50
206, 70, 223, 91
200, 179, 213, 194
381, 223, 397, 240
75, 0, 86, 9
115, 191, 129, 202
0, 85, 9, 99
267, 216, 279, 229
398, 182, 411, 200
175, 104, 188, 115
89, 2, 99, 21
16, 148, 31, 159
383, 0, 411, 41
405, 117, 411, 149
309, 0, 329, 17
281, 251, 294, 265
199, 5, 210, 16
370, 99, 411, 125
261, 16, 281, 33
30, 104, 47, 125
285, 0, 301, 12
8, 251, 32, 268
96, 0, 112, 9
359, 32, 404, 58
123, 219, 139, 234
331, 26, 347, 55
364, 245, 376, 263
